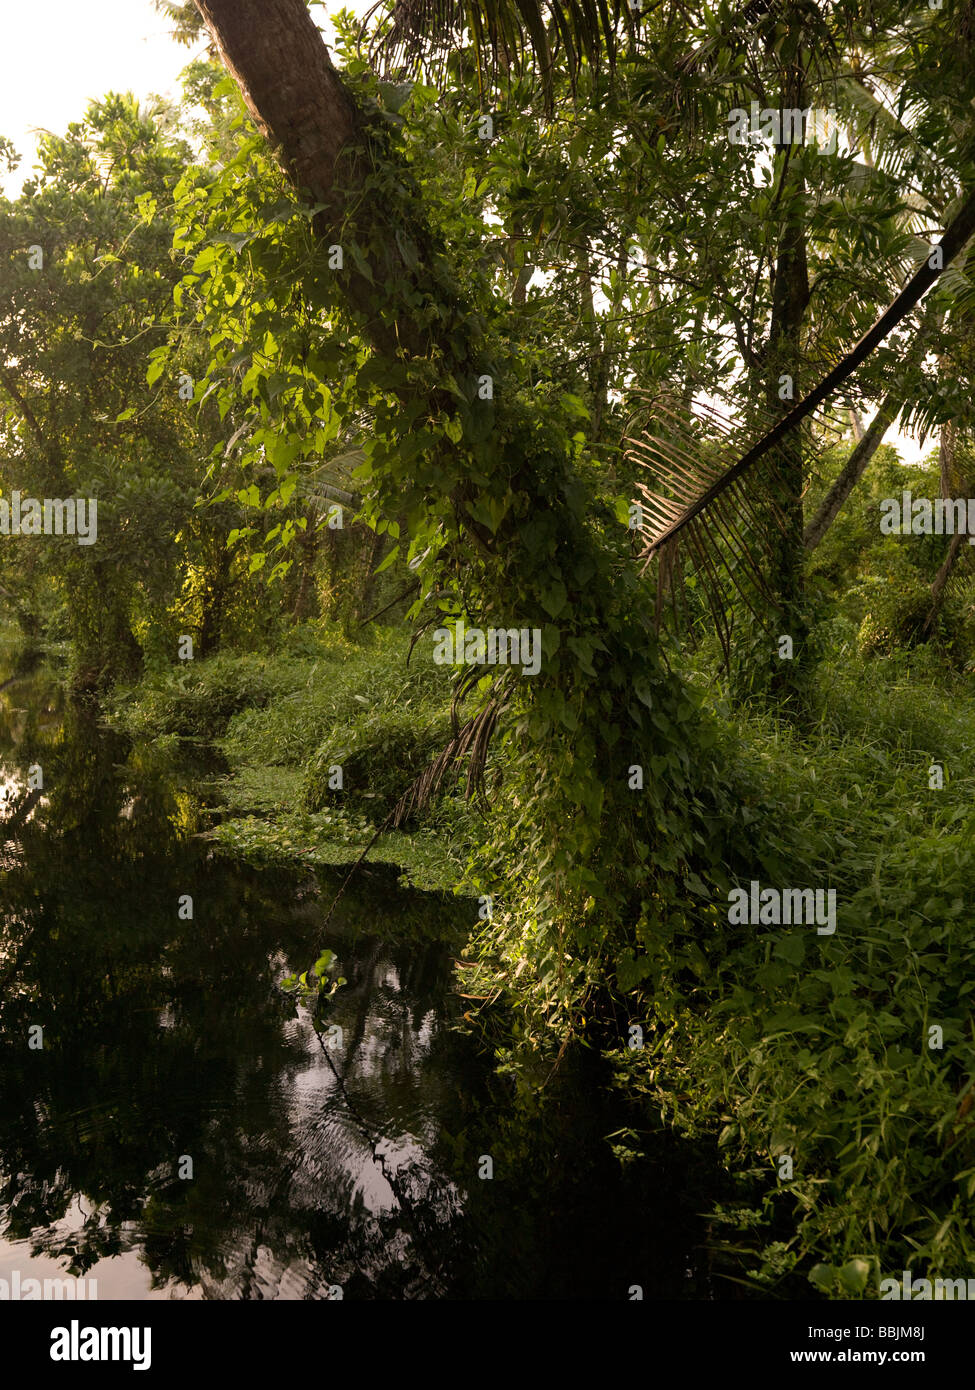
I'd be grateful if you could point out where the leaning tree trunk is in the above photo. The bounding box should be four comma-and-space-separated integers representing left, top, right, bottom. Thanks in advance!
190, 0, 711, 1004
803, 388, 903, 550
194, 0, 502, 559
189, 0, 975, 1038
805, 318, 933, 551
762, 86, 810, 700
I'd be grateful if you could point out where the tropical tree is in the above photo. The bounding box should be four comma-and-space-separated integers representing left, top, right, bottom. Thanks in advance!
175, 0, 975, 1034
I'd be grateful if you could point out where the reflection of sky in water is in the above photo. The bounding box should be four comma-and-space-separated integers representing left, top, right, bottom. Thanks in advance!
0, 918, 469, 1298
178, 950, 469, 1298
0, 1198, 203, 1300
0, 647, 473, 1300
0, 765, 23, 805
0, 945, 467, 1299
0, 771, 47, 818
284, 986, 458, 1223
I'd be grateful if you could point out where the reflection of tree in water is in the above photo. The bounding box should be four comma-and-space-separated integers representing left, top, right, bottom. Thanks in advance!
0, 652, 64, 756
0, 710, 481, 1298
0, 697, 716, 1299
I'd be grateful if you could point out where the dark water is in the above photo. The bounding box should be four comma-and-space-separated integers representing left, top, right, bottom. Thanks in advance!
0, 643, 718, 1299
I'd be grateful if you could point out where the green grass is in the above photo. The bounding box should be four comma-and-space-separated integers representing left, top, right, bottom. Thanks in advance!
106, 622, 483, 894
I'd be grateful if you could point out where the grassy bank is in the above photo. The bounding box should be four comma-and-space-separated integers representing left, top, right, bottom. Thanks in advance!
101, 620, 975, 1295
103, 624, 483, 895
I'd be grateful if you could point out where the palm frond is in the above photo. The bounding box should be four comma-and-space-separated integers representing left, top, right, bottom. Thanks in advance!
391, 667, 510, 824
364, 0, 639, 105
152, 0, 209, 47
629, 392, 802, 650
836, 71, 949, 204
630, 183, 975, 647
294, 448, 364, 510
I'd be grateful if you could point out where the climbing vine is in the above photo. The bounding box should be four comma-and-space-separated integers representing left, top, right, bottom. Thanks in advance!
151, 63, 760, 1053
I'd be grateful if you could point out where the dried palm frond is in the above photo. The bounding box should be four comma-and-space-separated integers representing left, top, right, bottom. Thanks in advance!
629, 391, 808, 652
391, 667, 511, 825
629, 183, 975, 651
307, 662, 511, 940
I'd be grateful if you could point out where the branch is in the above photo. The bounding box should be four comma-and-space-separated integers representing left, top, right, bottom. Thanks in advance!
0, 362, 55, 466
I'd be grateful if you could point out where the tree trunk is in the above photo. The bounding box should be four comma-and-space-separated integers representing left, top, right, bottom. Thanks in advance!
188, 0, 737, 1010
290, 505, 321, 624
194, 0, 471, 368
803, 390, 902, 550
804, 316, 932, 550
195, 0, 502, 563
923, 530, 966, 639
199, 537, 231, 655
922, 419, 966, 637
353, 527, 389, 626
760, 94, 810, 698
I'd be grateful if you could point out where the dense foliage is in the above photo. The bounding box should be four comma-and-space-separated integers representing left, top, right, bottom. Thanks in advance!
4, 0, 975, 1296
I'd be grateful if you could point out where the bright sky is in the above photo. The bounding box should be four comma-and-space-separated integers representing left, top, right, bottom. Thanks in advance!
0, 0, 372, 196
0, 1, 191, 195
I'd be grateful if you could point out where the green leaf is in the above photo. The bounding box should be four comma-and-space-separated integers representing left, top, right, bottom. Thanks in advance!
541, 581, 567, 618
378, 80, 413, 113
633, 679, 653, 711
313, 950, 334, 978
374, 544, 400, 574
773, 934, 806, 967
808, 1264, 836, 1291
395, 228, 419, 270
347, 242, 374, 284
838, 1259, 870, 1294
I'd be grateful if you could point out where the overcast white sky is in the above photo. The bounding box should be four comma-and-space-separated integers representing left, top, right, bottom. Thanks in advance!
0, 0, 370, 195
0, 1, 191, 195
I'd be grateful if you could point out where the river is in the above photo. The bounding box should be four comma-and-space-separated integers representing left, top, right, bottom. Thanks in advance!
0, 637, 715, 1299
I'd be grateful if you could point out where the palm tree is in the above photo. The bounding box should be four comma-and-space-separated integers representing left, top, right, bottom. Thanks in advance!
184, 0, 975, 746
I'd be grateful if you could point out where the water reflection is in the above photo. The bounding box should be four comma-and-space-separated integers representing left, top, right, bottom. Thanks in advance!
0, 637, 716, 1300
0, 648, 478, 1297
